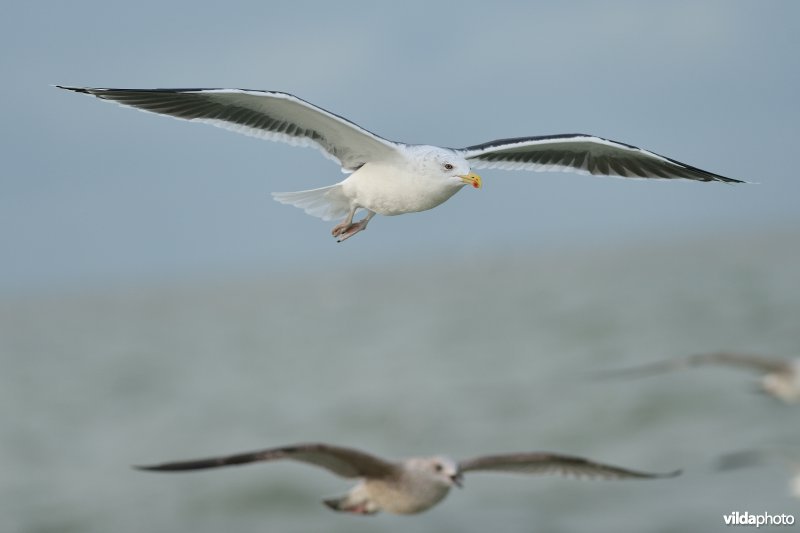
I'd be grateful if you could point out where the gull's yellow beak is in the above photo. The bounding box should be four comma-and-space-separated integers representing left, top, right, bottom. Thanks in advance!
460, 173, 482, 189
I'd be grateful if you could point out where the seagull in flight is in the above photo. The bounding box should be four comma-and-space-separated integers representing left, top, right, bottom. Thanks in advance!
595, 352, 800, 404
135, 441, 680, 515
57, 86, 743, 242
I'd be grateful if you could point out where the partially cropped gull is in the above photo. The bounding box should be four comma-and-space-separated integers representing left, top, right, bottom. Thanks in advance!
135, 442, 680, 516
717, 448, 800, 500
595, 352, 800, 404
57, 86, 743, 242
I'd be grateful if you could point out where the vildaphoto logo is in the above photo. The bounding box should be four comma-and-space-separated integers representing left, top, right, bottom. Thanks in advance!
723, 511, 795, 527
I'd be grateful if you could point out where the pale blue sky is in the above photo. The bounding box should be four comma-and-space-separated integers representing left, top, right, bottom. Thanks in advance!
2, 1, 798, 292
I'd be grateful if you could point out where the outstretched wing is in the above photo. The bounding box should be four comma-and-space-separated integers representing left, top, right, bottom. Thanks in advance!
135, 442, 398, 479
459, 134, 743, 183
458, 452, 680, 480
687, 352, 792, 373
56, 86, 400, 171
595, 352, 791, 380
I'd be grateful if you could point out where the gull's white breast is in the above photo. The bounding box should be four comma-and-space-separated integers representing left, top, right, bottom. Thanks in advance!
341, 158, 464, 217
364, 472, 452, 514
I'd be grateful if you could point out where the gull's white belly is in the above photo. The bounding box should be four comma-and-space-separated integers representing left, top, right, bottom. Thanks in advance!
341, 162, 463, 216
365, 477, 451, 515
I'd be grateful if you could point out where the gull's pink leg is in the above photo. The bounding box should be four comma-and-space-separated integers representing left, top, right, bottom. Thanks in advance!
331, 207, 357, 238
332, 211, 376, 243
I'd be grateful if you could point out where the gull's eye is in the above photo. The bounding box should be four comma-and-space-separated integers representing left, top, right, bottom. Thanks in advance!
443, 163, 454, 171
434, 463, 443, 472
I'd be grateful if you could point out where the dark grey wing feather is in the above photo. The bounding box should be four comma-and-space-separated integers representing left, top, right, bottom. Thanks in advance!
458, 452, 680, 480
134, 442, 398, 479
459, 134, 743, 183
56, 86, 400, 171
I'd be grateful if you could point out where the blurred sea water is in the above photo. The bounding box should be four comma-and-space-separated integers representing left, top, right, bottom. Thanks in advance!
3, 230, 799, 533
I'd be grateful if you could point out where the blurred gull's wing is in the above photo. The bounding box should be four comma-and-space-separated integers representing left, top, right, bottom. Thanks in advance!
56, 86, 400, 171
716, 449, 770, 471
716, 447, 800, 471
688, 352, 793, 373
594, 352, 791, 380
135, 442, 398, 479
459, 134, 743, 183
592, 358, 690, 380
458, 452, 681, 480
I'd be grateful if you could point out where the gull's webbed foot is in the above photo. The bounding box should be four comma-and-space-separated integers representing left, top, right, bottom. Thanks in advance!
332, 220, 368, 242
331, 212, 375, 243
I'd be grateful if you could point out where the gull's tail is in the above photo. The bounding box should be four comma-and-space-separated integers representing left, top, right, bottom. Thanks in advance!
272, 183, 351, 221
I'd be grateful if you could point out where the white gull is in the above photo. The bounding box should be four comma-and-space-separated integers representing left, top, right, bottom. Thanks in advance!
57, 86, 743, 242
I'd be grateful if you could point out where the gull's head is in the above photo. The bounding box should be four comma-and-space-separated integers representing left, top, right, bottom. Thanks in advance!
416, 147, 481, 190
407, 456, 463, 488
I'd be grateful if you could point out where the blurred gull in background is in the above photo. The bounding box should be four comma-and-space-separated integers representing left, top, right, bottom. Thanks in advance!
717, 448, 800, 500
595, 352, 800, 404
